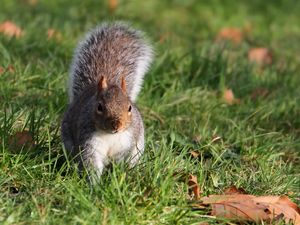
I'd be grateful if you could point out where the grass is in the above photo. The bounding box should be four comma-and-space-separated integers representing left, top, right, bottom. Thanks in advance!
0, 0, 300, 224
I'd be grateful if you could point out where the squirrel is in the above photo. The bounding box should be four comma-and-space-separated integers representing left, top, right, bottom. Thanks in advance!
61, 22, 153, 178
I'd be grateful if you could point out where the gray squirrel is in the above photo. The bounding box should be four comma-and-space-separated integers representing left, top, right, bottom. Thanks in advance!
61, 22, 153, 178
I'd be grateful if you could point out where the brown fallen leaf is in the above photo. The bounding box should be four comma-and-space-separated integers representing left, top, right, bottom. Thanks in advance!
108, 0, 118, 13
224, 185, 247, 195
188, 174, 201, 200
216, 27, 244, 44
199, 194, 300, 224
248, 48, 272, 65
223, 89, 234, 104
198, 223, 210, 225
190, 151, 200, 158
250, 88, 270, 101
7, 64, 15, 73
0, 21, 24, 38
0, 66, 4, 75
255, 195, 300, 214
8, 130, 35, 153
223, 88, 240, 105
0, 64, 15, 75
47, 29, 62, 41
28, 0, 38, 6
173, 171, 201, 199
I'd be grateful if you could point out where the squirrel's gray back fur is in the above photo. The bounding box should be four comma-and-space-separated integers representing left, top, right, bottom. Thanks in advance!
69, 22, 153, 103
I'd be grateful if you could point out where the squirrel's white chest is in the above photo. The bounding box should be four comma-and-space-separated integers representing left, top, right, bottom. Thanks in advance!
87, 130, 133, 162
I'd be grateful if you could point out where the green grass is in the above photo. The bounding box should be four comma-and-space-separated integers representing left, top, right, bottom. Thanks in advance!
0, 0, 300, 224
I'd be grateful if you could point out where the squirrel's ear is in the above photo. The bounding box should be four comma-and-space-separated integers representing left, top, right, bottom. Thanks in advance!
121, 76, 127, 93
98, 76, 107, 91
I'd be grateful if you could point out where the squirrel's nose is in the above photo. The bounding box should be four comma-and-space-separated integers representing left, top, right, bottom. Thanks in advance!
111, 120, 120, 130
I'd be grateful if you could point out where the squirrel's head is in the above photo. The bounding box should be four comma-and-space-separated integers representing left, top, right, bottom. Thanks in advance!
93, 76, 132, 133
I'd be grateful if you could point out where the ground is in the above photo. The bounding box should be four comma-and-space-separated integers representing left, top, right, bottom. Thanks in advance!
0, 0, 299, 224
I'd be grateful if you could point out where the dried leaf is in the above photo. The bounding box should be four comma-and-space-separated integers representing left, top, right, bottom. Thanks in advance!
0, 65, 15, 75
0, 66, 4, 75
223, 89, 234, 105
224, 186, 247, 195
0, 21, 24, 38
255, 195, 300, 214
108, 0, 118, 13
223, 88, 240, 105
7, 64, 15, 73
174, 172, 201, 199
216, 27, 244, 44
188, 175, 201, 199
250, 88, 269, 101
248, 48, 272, 65
28, 0, 38, 6
8, 131, 35, 153
190, 151, 200, 158
200, 194, 300, 224
47, 29, 62, 41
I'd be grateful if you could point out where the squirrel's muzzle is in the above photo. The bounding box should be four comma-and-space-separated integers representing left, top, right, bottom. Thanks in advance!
111, 120, 119, 130
109, 120, 124, 133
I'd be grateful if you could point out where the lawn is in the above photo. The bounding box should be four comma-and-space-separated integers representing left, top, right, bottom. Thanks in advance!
0, 0, 299, 224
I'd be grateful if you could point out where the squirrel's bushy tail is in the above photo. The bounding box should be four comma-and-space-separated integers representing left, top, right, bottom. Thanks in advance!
68, 22, 153, 103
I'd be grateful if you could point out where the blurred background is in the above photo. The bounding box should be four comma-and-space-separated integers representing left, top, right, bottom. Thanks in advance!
1, 0, 300, 61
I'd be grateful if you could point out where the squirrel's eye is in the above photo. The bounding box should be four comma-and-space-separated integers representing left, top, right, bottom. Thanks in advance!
128, 105, 132, 112
97, 103, 103, 112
